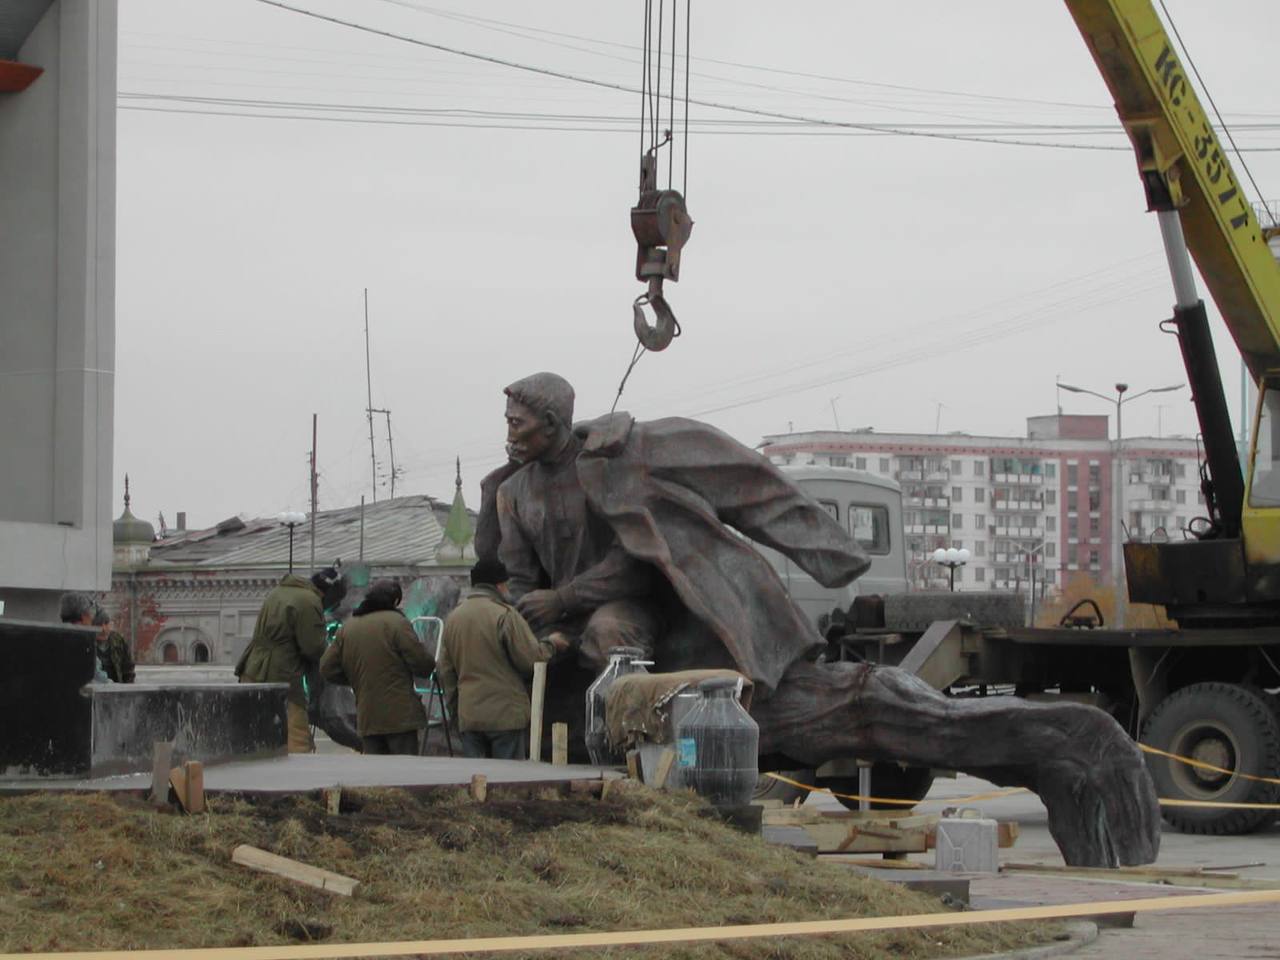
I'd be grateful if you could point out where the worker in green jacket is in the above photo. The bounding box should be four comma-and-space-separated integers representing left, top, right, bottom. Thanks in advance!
320, 579, 435, 756
438, 558, 568, 760
92, 606, 135, 683
237, 567, 343, 753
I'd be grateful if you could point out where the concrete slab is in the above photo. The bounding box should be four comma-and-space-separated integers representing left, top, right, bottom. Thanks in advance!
0, 754, 622, 794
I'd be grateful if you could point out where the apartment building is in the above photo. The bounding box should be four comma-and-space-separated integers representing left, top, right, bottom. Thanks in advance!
761, 414, 1204, 593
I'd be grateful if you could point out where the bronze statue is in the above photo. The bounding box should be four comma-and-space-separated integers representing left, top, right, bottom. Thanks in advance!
479, 372, 1160, 868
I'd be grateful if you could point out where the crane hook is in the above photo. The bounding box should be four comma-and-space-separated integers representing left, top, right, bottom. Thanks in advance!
633, 279, 680, 352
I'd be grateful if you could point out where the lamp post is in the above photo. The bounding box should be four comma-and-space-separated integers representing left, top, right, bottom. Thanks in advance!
1023, 540, 1049, 626
1057, 380, 1183, 624
932, 546, 970, 592
277, 511, 307, 572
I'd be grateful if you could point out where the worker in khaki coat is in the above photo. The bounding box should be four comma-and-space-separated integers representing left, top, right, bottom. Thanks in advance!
438, 558, 568, 760
320, 578, 435, 756
237, 567, 343, 753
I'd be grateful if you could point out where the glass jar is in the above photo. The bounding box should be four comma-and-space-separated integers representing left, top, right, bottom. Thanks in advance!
584, 646, 651, 765
674, 677, 759, 806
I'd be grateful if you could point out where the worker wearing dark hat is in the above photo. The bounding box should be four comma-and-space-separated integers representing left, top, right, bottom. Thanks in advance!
237, 566, 346, 753
320, 578, 435, 756
437, 558, 568, 760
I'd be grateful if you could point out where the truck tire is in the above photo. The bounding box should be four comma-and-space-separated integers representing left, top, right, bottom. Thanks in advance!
818, 763, 936, 812
1142, 682, 1280, 835
753, 769, 813, 805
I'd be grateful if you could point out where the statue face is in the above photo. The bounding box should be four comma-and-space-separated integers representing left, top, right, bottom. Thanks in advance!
505, 398, 555, 464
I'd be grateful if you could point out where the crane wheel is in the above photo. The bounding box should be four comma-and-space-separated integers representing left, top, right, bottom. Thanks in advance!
1143, 682, 1280, 835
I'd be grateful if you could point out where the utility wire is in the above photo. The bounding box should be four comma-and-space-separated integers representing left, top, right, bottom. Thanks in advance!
248, 0, 1140, 152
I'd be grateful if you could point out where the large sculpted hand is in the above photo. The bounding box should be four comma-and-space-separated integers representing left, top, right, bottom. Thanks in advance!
517, 589, 565, 629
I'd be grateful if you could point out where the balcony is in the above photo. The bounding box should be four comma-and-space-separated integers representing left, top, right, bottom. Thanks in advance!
925, 470, 950, 483
993, 473, 1044, 486
991, 499, 1043, 512
994, 524, 1040, 538
923, 496, 949, 508
898, 470, 924, 481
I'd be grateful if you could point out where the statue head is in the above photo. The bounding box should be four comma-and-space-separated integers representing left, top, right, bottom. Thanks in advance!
503, 372, 575, 464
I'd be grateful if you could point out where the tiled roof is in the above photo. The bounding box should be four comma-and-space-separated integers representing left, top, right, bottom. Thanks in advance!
150, 495, 456, 567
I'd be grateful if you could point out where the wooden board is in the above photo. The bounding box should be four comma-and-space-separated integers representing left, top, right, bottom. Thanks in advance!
231, 844, 359, 896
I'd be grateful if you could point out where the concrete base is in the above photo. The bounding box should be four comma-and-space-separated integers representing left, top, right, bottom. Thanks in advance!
0, 618, 96, 777
846, 864, 972, 905
91, 683, 287, 776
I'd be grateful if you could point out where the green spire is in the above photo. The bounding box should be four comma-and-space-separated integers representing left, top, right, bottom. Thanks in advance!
443, 456, 474, 555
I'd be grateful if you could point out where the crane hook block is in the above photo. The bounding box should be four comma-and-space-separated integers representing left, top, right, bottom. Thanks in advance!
633, 288, 679, 352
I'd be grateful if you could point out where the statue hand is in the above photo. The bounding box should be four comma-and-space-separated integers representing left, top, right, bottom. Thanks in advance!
517, 589, 565, 629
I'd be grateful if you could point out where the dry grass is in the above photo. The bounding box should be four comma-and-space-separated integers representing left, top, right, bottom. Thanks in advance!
0, 785, 1059, 959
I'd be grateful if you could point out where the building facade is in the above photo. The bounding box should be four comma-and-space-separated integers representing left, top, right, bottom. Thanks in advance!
0, 1, 118, 619
761, 415, 1205, 594
106, 494, 475, 667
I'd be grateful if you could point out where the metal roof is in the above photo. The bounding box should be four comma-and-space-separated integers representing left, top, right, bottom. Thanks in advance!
0, 0, 53, 60
150, 495, 452, 568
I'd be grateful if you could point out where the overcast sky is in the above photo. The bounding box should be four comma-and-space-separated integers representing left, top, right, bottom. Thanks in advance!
113, 0, 1280, 531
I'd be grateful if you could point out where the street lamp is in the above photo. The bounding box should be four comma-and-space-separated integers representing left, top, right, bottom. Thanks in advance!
1023, 540, 1050, 626
932, 546, 970, 592
1057, 380, 1183, 624
277, 511, 307, 572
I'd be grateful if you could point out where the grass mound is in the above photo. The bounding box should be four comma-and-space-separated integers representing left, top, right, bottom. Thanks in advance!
0, 785, 1055, 958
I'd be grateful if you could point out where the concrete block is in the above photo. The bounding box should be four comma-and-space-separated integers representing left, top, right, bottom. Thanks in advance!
0, 618, 95, 778
90, 683, 288, 776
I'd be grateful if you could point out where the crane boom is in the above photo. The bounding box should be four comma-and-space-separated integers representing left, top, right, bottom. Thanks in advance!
1065, 0, 1280, 379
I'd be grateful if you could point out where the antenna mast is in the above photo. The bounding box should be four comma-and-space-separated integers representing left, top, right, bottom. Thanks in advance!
363, 288, 378, 503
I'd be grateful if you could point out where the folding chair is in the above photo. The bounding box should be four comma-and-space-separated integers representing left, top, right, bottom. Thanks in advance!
412, 616, 453, 757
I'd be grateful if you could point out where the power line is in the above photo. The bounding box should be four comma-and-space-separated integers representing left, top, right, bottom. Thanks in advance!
247, 0, 1142, 153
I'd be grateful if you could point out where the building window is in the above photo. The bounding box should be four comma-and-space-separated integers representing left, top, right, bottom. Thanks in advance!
1176, 515, 1186, 530
975, 541, 986, 557
974, 460, 985, 477
162, 643, 180, 664
952, 486, 963, 502
951, 459, 963, 475
879, 458, 890, 473
1046, 542, 1056, 558
1045, 490, 1056, 506
952, 540, 964, 550
1198, 490, 1205, 505
830, 456, 848, 467
193, 642, 210, 664
952, 514, 963, 528
1089, 550, 1100, 567
1176, 489, 1186, 504
974, 487, 985, 504
1088, 464, 1101, 486
974, 513, 985, 528
1089, 516, 1100, 536
1175, 462, 1186, 478
1067, 463, 1078, 486
855, 456, 867, 470
1045, 569, 1056, 584
1045, 463, 1057, 479
1046, 516, 1056, 532
1068, 516, 1078, 538
974, 567, 985, 582
1088, 490, 1101, 511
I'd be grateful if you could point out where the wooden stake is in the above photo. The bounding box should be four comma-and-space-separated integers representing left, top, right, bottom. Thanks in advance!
231, 844, 359, 896
469, 774, 488, 803
148, 741, 174, 807
324, 788, 342, 816
626, 749, 640, 780
529, 661, 547, 762
551, 722, 568, 766
181, 760, 205, 814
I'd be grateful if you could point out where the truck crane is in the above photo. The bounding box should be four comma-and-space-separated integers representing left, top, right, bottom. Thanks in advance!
812, 0, 1280, 834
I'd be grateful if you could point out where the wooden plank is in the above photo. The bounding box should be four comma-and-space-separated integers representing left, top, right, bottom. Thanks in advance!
529, 661, 547, 762
231, 844, 359, 896
148, 741, 174, 807
469, 774, 488, 803
1002, 862, 1235, 880
550, 723, 568, 767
